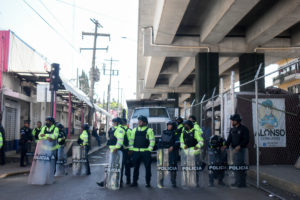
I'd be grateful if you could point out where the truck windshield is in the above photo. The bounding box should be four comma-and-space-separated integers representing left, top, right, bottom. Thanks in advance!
132, 108, 169, 118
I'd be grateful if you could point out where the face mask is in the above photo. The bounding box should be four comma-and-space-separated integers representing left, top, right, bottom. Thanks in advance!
46, 122, 51, 127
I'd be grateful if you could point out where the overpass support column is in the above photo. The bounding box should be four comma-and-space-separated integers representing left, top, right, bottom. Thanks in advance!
239, 53, 265, 91
194, 53, 219, 124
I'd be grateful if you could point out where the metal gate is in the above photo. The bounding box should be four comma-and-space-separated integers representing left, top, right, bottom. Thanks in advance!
5, 106, 17, 151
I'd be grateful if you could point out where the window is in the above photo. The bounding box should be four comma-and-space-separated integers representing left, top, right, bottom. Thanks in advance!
132, 108, 169, 118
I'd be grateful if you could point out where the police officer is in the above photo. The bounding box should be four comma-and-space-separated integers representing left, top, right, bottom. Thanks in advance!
0, 114, 5, 165
39, 117, 59, 142
19, 120, 33, 167
0, 130, 3, 163
55, 123, 66, 150
32, 121, 42, 143
97, 118, 125, 187
129, 115, 155, 187
180, 120, 204, 186
54, 123, 66, 176
157, 120, 179, 188
188, 115, 201, 134
180, 120, 204, 150
208, 135, 227, 187
120, 118, 132, 186
78, 123, 91, 175
222, 114, 249, 188
176, 117, 184, 135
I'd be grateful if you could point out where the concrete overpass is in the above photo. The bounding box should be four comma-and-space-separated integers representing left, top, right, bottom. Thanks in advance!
137, 0, 300, 111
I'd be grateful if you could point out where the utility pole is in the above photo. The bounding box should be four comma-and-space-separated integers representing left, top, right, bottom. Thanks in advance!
80, 18, 110, 124
103, 58, 118, 134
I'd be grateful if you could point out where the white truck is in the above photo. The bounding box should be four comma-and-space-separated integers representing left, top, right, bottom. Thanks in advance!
129, 107, 171, 152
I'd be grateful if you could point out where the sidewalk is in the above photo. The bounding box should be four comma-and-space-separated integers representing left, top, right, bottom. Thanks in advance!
0, 144, 106, 179
248, 165, 300, 197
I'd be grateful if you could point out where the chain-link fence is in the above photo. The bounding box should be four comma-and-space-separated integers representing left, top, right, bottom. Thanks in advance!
184, 59, 300, 189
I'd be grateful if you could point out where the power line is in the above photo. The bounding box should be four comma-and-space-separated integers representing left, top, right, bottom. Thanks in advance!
23, 0, 78, 52
38, 0, 71, 36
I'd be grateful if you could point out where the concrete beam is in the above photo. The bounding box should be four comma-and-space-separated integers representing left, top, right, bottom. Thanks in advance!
246, 0, 300, 46
143, 28, 298, 57
219, 57, 238, 75
169, 57, 195, 88
153, 0, 190, 44
144, 57, 165, 88
141, 92, 151, 99
200, 0, 259, 44
143, 85, 195, 94
179, 93, 191, 104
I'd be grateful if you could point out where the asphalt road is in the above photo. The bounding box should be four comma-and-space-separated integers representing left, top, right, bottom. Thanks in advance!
0, 148, 277, 200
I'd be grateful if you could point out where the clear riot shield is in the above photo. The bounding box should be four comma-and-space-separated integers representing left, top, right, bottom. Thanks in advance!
28, 139, 56, 185
228, 148, 249, 186
180, 148, 204, 188
72, 146, 89, 176
207, 148, 228, 186
105, 150, 123, 190
157, 148, 170, 188
55, 146, 66, 176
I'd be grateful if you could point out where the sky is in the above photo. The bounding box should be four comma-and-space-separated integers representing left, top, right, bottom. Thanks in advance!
0, 0, 138, 106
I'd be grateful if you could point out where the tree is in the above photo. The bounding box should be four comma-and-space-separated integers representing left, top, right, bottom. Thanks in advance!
79, 70, 90, 95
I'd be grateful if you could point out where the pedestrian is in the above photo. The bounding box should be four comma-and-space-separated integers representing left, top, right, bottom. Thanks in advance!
157, 120, 179, 188
222, 114, 249, 188
120, 118, 132, 186
0, 114, 6, 165
32, 121, 42, 143
97, 117, 125, 188
78, 123, 91, 175
129, 115, 155, 188
19, 120, 33, 167
92, 127, 101, 146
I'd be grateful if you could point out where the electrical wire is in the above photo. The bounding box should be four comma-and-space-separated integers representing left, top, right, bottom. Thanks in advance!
23, 0, 79, 52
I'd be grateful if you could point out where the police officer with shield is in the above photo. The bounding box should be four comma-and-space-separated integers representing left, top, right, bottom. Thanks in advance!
180, 120, 204, 187
222, 114, 249, 188
78, 123, 91, 175
208, 135, 227, 187
97, 117, 125, 188
54, 123, 66, 176
157, 120, 179, 188
129, 115, 155, 188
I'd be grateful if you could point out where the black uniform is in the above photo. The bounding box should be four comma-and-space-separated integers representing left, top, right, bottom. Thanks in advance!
225, 124, 249, 187
19, 127, 33, 166
158, 129, 179, 186
0, 125, 5, 165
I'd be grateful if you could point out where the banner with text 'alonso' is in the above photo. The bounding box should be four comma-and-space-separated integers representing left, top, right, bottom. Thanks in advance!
252, 98, 286, 147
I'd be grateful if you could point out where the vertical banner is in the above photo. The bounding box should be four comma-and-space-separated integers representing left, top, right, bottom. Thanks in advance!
252, 98, 286, 147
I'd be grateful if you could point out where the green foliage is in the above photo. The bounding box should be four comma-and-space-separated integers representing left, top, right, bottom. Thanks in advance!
79, 70, 90, 95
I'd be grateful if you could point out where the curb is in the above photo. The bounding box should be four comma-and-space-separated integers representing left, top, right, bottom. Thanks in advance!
0, 145, 107, 179
248, 169, 300, 197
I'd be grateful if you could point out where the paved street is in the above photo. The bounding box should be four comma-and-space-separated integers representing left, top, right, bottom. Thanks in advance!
0, 148, 275, 200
